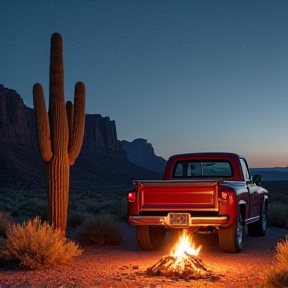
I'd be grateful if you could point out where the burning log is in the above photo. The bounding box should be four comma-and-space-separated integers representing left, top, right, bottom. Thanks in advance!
147, 254, 210, 279
147, 230, 211, 280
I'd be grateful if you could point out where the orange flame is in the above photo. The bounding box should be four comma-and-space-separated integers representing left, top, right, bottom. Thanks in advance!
170, 230, 201, 257
169, 230, 201, 272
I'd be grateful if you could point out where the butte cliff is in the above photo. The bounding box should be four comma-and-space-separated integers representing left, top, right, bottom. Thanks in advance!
121, 138, 166, 173
0, 84, 160, 194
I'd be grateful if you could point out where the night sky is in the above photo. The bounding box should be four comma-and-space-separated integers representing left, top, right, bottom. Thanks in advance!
1, 0, 288, 167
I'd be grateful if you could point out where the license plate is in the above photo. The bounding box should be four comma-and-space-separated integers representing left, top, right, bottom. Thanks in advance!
169, 213, 190, 226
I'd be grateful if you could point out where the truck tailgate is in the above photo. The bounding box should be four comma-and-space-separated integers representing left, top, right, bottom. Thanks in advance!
136, 180, 220, 211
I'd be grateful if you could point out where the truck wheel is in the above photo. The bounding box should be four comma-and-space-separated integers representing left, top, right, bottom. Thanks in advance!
247, 204, 267, 237
218, 211, 244, 253
136, 226, 166, 251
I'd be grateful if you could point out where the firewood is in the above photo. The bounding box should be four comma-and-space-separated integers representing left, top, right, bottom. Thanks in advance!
147, 255, 210, 280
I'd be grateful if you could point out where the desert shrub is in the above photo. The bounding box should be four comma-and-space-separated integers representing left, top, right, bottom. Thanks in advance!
0, 236, 9, 260
74, 214, 123, 246
68, 209, 90, 228
268, 201, 288, 228
79, 195, 128, 220
0, 211, 11, 238
1, 216, 82, 269
85, 200, 112, 214
265, 236, 288, 287
109, 196, 127, 221
269, 193, 288, 204
16, 198, 47, 221
0, 195, 13, 211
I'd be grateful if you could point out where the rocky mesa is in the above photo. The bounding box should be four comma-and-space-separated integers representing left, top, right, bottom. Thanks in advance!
121, 138, 166, 173
0, 84, 160, 193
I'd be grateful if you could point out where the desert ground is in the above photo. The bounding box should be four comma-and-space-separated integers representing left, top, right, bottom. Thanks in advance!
0, 223, 287, 288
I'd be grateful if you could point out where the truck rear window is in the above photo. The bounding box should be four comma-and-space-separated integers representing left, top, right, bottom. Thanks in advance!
172, 160, 233, 178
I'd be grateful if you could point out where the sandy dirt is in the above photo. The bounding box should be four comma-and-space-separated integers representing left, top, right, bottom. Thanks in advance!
0, 225, 287, 288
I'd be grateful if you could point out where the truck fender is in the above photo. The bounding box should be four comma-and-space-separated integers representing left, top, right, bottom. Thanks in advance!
238, 200, 247, 224
262, 195, 268, 213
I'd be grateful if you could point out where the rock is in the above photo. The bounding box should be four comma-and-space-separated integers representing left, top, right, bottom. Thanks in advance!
121, 138, 166, 174
0, 84, 160, 192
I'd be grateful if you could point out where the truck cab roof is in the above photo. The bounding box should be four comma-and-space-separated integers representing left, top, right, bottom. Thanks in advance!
168, 152, 244, 160
164, 152, 247, 181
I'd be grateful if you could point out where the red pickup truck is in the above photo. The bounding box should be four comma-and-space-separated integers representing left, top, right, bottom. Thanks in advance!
127, 152, 268, 253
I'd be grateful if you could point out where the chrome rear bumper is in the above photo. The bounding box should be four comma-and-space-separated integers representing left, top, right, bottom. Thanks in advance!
129, 215, 229, 228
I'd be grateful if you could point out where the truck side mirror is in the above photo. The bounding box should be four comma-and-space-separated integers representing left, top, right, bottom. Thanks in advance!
251, 174, 262, 186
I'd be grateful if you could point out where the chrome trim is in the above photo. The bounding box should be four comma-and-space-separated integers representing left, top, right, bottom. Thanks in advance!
130, 216, 164, 225
244, 215, 260, 225
134, 179, 220, 185
239, 199, 246, 205
129, 215, 229, 228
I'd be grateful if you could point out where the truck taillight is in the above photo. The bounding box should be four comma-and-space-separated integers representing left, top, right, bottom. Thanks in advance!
219, 186, 234, 200
219, 188, 229, 200
220, 191, 229, 200
128, 191, 136, 202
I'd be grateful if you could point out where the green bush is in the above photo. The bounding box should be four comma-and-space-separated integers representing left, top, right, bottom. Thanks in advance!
1, 216, 82, 269
265, 236, 288, 287
74, 214, 123, 246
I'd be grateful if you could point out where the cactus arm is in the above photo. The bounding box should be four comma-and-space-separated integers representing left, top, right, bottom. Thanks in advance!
68, 81, 86, 163
33, 83, 53, 162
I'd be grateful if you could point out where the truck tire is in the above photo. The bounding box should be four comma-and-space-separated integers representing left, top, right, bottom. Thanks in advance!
218, 211, 244, 253
136, 226, 166, 251
247, 204, 267, 237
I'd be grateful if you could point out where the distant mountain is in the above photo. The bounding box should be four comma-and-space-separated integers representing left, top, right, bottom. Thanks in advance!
0, 84, 159, 193
250, 167, 288, 181
121, 138, 167, 174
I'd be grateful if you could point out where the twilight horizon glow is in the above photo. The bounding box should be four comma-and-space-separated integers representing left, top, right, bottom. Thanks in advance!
0, 0, 288, 168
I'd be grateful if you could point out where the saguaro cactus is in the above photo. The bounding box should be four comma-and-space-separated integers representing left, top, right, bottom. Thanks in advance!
33, 33, 85, 233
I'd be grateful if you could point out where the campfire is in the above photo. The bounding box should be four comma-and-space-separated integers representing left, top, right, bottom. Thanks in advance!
147, 230, 210, 280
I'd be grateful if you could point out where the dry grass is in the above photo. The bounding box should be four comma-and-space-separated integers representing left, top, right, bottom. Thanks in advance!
0, 216, 82, 269
264, 236, 288, 287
